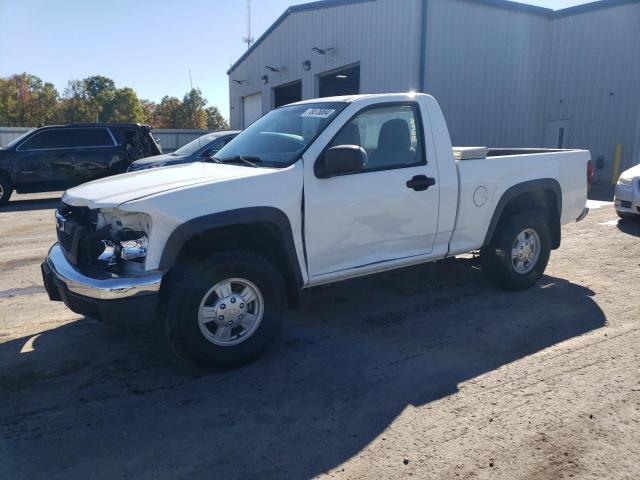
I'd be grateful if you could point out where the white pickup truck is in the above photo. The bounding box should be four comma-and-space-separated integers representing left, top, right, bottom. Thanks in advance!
42, 93, 591, 367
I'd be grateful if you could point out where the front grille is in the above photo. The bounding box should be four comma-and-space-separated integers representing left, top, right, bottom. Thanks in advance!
619, 200, 632, 208
57, 229, 73, 252
55, 202, 97, 265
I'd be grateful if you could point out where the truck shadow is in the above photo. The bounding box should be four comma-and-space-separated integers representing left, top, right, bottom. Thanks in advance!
0, 259, 605, 479
616, 218, 640, 237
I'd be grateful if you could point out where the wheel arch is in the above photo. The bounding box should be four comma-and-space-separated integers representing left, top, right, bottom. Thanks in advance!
0, 168, 13, 185
159, 207, 304, 307
483, 179, 562, 250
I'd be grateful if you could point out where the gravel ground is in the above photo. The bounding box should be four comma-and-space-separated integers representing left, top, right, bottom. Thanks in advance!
1, 190, 639, 480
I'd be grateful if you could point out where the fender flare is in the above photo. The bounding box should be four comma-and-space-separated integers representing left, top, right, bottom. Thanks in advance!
158, 206, 304, 287
482, 178, 562, 248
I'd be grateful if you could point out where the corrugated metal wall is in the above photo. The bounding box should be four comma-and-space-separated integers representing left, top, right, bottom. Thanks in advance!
425, 0, 550, 148
151, 129, 213, 153
229, 0, 423, 129
228, 0, 640, 179
543, 2, 640, 180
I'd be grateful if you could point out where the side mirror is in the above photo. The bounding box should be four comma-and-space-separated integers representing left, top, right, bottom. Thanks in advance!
320, 145, 366, 177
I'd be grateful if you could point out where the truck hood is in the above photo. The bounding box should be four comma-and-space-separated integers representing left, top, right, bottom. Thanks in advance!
63, 162, 272, 209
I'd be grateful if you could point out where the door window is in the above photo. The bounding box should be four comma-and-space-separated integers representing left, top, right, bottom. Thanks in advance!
18, 129, 75, 150
18, 128, 114, 150
73, 128, 114, 147
327, 104, 425, 171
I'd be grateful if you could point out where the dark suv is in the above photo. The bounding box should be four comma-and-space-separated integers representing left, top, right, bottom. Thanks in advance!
0, 123, 161, 204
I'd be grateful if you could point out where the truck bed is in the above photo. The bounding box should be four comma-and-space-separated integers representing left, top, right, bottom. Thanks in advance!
453, 146, 577, 160
448, 147, 590, 256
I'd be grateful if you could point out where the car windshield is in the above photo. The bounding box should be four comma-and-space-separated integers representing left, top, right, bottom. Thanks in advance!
214, 102, 346, 166
172, 133, 222, 156
4, 129, 35, 149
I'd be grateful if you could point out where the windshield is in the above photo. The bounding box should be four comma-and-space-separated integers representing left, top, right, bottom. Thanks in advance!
172, 133, 222, 156
214, 102, 346, 166
4, 129, 35, 149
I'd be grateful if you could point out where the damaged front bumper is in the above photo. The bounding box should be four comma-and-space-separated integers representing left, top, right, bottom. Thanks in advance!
41, 244, 163, 328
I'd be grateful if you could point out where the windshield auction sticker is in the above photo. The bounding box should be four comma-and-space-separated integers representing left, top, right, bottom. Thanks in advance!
301, 108, 336, 118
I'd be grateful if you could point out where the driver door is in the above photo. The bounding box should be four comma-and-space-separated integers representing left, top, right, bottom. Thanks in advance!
303, 102, 440, 278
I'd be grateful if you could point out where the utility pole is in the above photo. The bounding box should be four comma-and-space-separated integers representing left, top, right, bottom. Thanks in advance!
242, 0, 254, 50
188, 69, 193, 90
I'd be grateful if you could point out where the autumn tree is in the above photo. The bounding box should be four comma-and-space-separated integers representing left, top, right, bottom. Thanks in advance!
154, 96, 182, 128
0, 73, 228, 129
0, 73, 60, 126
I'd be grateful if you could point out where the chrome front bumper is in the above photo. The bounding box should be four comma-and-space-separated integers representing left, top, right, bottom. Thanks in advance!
42, 244, 163, 327
43, 244, 163, 300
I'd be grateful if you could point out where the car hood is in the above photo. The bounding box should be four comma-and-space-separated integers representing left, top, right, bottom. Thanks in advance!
621, 163, 640, 179
130, 153, 187, 168
63, 162, 272, 209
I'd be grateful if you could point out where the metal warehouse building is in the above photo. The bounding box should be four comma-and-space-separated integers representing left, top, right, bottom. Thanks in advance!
227, 0, 640, 182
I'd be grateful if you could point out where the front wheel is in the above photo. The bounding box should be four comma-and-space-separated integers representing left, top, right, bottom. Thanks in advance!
480, 210, 551, 291
0, 176, 13, 205
616, 210, 638, 221
161, 250, 286, 369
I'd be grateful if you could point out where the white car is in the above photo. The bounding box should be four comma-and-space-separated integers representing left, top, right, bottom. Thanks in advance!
614, 164, 640, 220
41, 93, 591, 368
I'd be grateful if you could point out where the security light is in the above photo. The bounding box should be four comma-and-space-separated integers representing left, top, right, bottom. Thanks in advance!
336, 74, 347, 79
303, 60, 311, 71
312, 46, 334, 55
261, 75, 268, 84
265, 65, 280, 72
232, 79, 246, 85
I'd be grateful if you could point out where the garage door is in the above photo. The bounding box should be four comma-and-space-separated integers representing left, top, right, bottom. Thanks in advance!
243, 93, 262, 128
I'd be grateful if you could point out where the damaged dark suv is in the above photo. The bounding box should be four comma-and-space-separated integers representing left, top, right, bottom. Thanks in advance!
0, 123, 161, 204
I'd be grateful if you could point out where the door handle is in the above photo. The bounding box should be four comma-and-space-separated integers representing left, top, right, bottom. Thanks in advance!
406, 175, 436, 191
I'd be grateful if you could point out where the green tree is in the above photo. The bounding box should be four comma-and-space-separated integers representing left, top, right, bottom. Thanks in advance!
59, 79, 92, 123
205, 106, 229, 130
179, 88, 207, 129
83, 75, 116, 121
110, 87, 144, 123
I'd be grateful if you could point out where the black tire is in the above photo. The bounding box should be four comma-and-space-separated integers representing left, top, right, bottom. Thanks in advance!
616, 210, 638, 221
161, 250, 286, 369
480, 210, 551, 291
0, 175, 12, 205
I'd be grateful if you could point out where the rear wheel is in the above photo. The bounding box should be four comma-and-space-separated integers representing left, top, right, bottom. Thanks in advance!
0, 176, 12, 205
480, 210, 551, 291
161, 250, 286, 369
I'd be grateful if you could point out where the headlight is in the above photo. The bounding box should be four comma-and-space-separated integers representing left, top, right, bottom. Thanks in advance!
94, 234, 148, 267
617, 174, 632, 187
91, 210, 151, 268
120, 237, 148, 261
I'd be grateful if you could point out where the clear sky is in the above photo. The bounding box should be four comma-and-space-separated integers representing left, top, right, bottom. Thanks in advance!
0, 0, 593, 121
